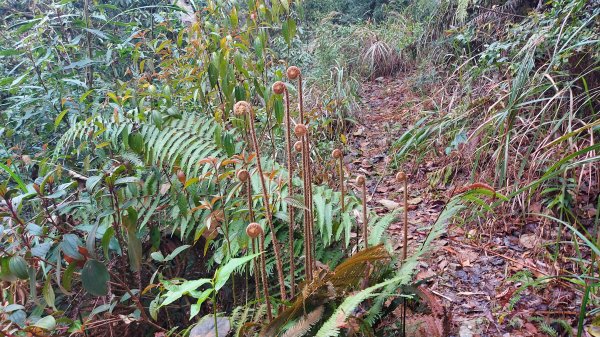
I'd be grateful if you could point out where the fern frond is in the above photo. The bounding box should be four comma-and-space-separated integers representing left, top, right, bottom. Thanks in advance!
456, 0, 470, 22
231, 305, 250, 337
55, 113, 222, 176
538, 322, 558, 337
315, 255, 419, 337
365, 196, 465, 325
117, 150, 145, 167
368, 210, 399, 246
281, 306, 325, 337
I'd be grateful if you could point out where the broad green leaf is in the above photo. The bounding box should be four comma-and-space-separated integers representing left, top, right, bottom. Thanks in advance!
62, 234, 84, 260
163, 245, 191, 262
150, 251, 165, 262
129, 132, 144, 154
190, 288, 213, 319
127, 231, 142, 272
62, 263, 77, 292
43, 276, 56, 310
9, 256, 29, 280
86, 175, 102, 193
214, 253, 260, 291
0, 163, 27, 192
54, 109, 69, 129
161, 279, 211, 307
33, 315, 56, 331
101, 227, 115, 259
81, 260, 110, 296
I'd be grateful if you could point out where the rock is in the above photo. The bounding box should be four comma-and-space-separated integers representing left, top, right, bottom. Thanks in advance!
190, 316, 231, 337
519, 233, 539, 249
458, 318, 485, 337
378, 199, 400, 210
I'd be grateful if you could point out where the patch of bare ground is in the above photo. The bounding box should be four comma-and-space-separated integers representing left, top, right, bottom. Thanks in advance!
346, 74, 580, 336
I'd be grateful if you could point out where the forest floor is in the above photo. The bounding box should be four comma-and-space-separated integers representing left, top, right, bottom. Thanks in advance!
345, 75, 579, 337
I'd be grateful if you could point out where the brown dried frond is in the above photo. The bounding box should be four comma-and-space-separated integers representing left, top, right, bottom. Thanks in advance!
453, 182, 495, 196
280, 306, 324, 337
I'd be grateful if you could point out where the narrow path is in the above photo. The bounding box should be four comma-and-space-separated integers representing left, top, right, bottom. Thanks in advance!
345, 76, 577, 337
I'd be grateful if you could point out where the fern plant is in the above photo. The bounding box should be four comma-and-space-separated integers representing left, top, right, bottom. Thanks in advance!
55, 112, 224, 178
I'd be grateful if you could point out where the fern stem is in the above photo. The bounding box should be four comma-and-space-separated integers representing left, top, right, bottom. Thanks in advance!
247, 105, 287, 302
259, 233, 273, 321
299, 74, 316, 279
303, 135, 315, 279
333, 149, 346, 249
402, 178, 408, 261
252, 237, 261, 305
212, 290, 219, 337
301, 136, 312, 282
361, 181, 368, 249
284, 88, 297, 298
246, 180, 261, 304
216, 164, 236, 304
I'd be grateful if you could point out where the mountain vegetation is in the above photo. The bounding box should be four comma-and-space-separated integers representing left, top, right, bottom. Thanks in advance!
0, 0, 598, 336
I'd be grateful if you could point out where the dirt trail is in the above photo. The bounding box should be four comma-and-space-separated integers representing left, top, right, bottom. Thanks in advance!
346, 76, 577, 337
